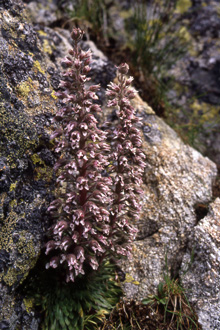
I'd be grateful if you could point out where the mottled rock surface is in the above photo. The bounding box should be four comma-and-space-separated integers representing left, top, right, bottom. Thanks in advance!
180, 198, 220, 330
0, 1, 57, 328
167, 0, 220, 166
119, 101, 217, 301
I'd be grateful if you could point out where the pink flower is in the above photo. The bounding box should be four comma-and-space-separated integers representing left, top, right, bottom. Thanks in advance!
107, 100, 117, 107
61, 237, 72, 251
45, 240, 56, 255
90, 240, 105, 253
54, 221, 68, 237
90, 104, 101, 112
76, 177, 89, 191
72, 231, 79, 243
72, 209, 85, 223
66, 254, 77, 270
74, 246, 85, 262
89, 84, 100, 92
88, 256, 99, 270
66, 271, 75, 283
47, 256, 60, 269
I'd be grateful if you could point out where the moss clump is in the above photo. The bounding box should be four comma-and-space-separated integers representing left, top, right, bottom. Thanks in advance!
3, 268, 22, 287
0, 212, 18, 253
190, 100, 220, 124
38, 30, 47, 37
16, 81, 31, 97
31, 153, 44, 166
178, 26, 191, 43
16, 77, 38, 99
9, 199, 17, 208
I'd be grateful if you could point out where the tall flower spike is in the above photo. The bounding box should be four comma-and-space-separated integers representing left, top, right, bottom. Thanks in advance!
46, 28, 145, 282
47, 28, 112, 282
106, 63, 146, 257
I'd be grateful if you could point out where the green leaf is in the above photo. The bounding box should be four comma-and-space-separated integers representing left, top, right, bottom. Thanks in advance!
65, 316, 70, 326
57, 308, 66, 328
51, 319, 57, 330
142, 298, 154, 305
158, 282, 164, 296
158, 298, 167, 305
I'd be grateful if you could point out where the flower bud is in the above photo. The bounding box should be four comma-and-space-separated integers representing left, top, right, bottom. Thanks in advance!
118, 63, 129, 74
74, 59, 81, 69
71, 28, 83, 42
90, 104, 101, 112
89, 84, 100, 92
61, 57, 73, 67
68, 49, 75, 56
82, 66, 91, 74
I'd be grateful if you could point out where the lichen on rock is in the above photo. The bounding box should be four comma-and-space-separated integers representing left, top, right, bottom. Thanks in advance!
0, 0, 58, 328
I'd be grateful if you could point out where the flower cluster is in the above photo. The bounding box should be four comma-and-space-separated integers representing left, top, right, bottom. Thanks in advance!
46, 28, 145, 282
106, 63, 146, 257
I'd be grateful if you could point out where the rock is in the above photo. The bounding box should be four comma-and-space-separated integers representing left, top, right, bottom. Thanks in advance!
166, 0, 220, 166
191, 61, 220, 105
26, 0, 58, 26
190, 1, 220, 38
119, 102, 217, 301
0, 1, 58, 328
180, 198, 220, 330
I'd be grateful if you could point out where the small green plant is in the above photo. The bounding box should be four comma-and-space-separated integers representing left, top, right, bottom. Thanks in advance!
100, 253, 199, 329
142, 275, 200, 330
125, 0, 188, 113
127, 1, 183, 74
141, 252, 199, 330
65, 0, 109, 44
22, 260, 122, 330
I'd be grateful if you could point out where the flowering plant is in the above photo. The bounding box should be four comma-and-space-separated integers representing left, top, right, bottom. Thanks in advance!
46, 28, 145, 282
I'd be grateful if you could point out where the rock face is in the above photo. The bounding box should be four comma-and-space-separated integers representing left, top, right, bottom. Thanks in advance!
180, 198, 220, 330
0, 1, 57, 328
118, 100, 218, 329
119, 104, 217, 300
167, 0, 220, 166
0, 1, 219, 330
